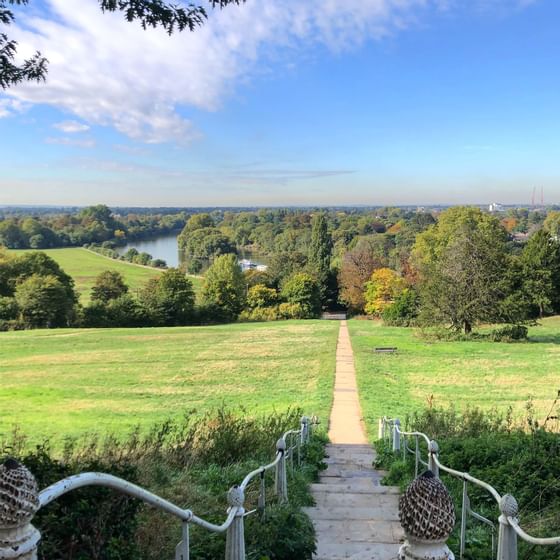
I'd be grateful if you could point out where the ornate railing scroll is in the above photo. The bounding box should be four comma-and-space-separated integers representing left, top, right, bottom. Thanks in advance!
0, 415, 318, 560
379, 416, 560, 560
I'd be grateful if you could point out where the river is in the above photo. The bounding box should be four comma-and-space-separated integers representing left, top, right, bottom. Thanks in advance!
117, 234, 270, 270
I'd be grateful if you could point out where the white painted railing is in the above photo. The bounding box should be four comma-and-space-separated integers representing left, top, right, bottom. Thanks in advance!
379, 417, 560, 560
0, 416, 317, 560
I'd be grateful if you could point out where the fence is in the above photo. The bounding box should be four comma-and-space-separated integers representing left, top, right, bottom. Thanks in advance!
0, 416, 316, 560
380, 416, 560, 560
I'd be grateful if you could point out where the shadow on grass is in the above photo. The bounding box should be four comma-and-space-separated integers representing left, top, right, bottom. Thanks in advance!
529, 333, 560, 344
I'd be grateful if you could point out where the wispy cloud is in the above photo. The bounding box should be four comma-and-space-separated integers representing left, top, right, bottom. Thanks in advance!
53, 120, 90, 133
2, 0, 537, 143
45, 136, 96, 148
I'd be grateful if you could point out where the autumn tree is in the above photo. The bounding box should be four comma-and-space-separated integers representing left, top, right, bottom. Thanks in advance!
413, 207, 510, 333
363, 268, 405, 316
338, 238, 386, 313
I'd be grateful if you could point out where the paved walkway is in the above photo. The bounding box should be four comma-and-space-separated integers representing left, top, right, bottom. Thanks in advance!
304, 321, 402, 560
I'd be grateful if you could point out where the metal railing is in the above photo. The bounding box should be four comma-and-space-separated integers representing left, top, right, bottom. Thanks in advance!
0, 415, 317, 560
379, 416, 560, 560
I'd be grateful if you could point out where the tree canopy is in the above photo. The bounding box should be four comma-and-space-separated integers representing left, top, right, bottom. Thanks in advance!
0, 0, 245, 89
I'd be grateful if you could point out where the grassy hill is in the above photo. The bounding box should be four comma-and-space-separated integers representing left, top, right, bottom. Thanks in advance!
0, 320, 338, 444
10, 248, 202, 303
349, 317, 560, 439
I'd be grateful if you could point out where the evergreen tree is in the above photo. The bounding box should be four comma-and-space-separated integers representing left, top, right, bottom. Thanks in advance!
307, 213, 332, 307
520, 229, 560, 317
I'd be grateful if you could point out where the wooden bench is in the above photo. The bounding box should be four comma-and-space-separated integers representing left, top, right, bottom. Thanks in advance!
374, 347, 398, 354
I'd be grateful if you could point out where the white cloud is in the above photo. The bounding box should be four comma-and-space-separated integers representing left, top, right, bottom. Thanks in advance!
45, 136, 96, 148
53, 120, 90, 133
0, 98, 29, 118
2, 0, 536, 143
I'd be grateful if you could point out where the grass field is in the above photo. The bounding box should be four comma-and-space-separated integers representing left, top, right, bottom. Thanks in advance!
349, 317, 560, 439
0, 320, 338, 444
10, 248, 202, 302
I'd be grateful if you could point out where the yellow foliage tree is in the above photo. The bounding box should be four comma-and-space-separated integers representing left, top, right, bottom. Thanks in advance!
364, 268, 405, 316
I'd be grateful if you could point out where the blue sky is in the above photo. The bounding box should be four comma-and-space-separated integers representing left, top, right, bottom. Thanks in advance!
0, 0, 558, 206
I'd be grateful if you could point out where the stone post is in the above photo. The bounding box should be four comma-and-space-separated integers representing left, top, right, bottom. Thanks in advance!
398, 471, 455, 560
274, 438, 288, 503
225, 486, 245, 560
300, 416, 310, 445
392, 419, 401, 453
497, 495, 519, 560
378, 418, 384, 441
0, 459, 41, 560
428, 440, 440, 479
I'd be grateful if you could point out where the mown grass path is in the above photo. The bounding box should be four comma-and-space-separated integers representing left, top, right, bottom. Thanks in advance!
9, 248, 202, 302
0, 320, 338, 444
349, 317, 560, 440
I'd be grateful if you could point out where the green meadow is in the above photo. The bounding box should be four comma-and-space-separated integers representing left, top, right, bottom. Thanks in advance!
10, 248, 202, 302
349, 317, 560, 439
0, 320, 338, 444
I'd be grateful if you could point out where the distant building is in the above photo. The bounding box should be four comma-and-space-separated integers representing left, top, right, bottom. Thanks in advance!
488, 203, 504, 213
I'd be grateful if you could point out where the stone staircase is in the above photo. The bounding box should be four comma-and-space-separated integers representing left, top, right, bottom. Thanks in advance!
304, 443, 403, 559
303, 321, 403, 560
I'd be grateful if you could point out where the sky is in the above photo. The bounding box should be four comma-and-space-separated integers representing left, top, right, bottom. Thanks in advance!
0, 0, 559, 207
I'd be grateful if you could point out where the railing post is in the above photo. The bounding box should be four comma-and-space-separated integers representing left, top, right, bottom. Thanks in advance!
414, 436, 419, 478
225, 486, 245, 560
398, 471, 455, 560
0, 459, 41, 560
275, 437, 288, 503
392, 419, 401, 453
175, 521, 190, 560
497, 495, 519, 560
301, 416, 310, 445
428, 440, 440, 479
378, 418, 384, 440
460, 480, 468, 559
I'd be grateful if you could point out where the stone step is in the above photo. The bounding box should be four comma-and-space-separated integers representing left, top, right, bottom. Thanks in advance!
311, 492, 400, 508
304, 505, 400, 522
310, 483, 400, 495
315, 542, 400, 560
309, 519, 404, 544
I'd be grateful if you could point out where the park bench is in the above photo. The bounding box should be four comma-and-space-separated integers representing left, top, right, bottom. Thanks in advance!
374, 347, 398, 354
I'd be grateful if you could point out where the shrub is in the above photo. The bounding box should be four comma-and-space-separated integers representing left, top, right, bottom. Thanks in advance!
382, 288, 419, 326
247, 284, 279, 309
277, 302, 308, 319
281, 273, 321, 318
488, 324, 528, 342
240, 306, 281, 322
376, 406, 560, 560
2, 408, 324, 560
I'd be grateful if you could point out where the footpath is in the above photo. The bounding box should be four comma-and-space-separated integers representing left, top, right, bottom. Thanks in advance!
303, 321, 403, 560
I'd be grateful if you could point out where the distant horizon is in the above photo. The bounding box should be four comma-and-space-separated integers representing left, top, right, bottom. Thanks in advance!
1, 201, 557, 210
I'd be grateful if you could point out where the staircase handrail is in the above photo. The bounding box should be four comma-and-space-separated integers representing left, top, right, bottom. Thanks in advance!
379, 416, 560, 559
0, 415, 317, 560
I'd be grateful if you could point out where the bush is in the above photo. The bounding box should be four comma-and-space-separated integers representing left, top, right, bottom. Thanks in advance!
488, 324, 528, 342
280, 273, 321, 318
376, 406, 560, 560
247, 284, 279, 309
240, 306, 281, 322
2, 408, 324, 560
277, 302, 308, 319
382, 288, 419, 326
